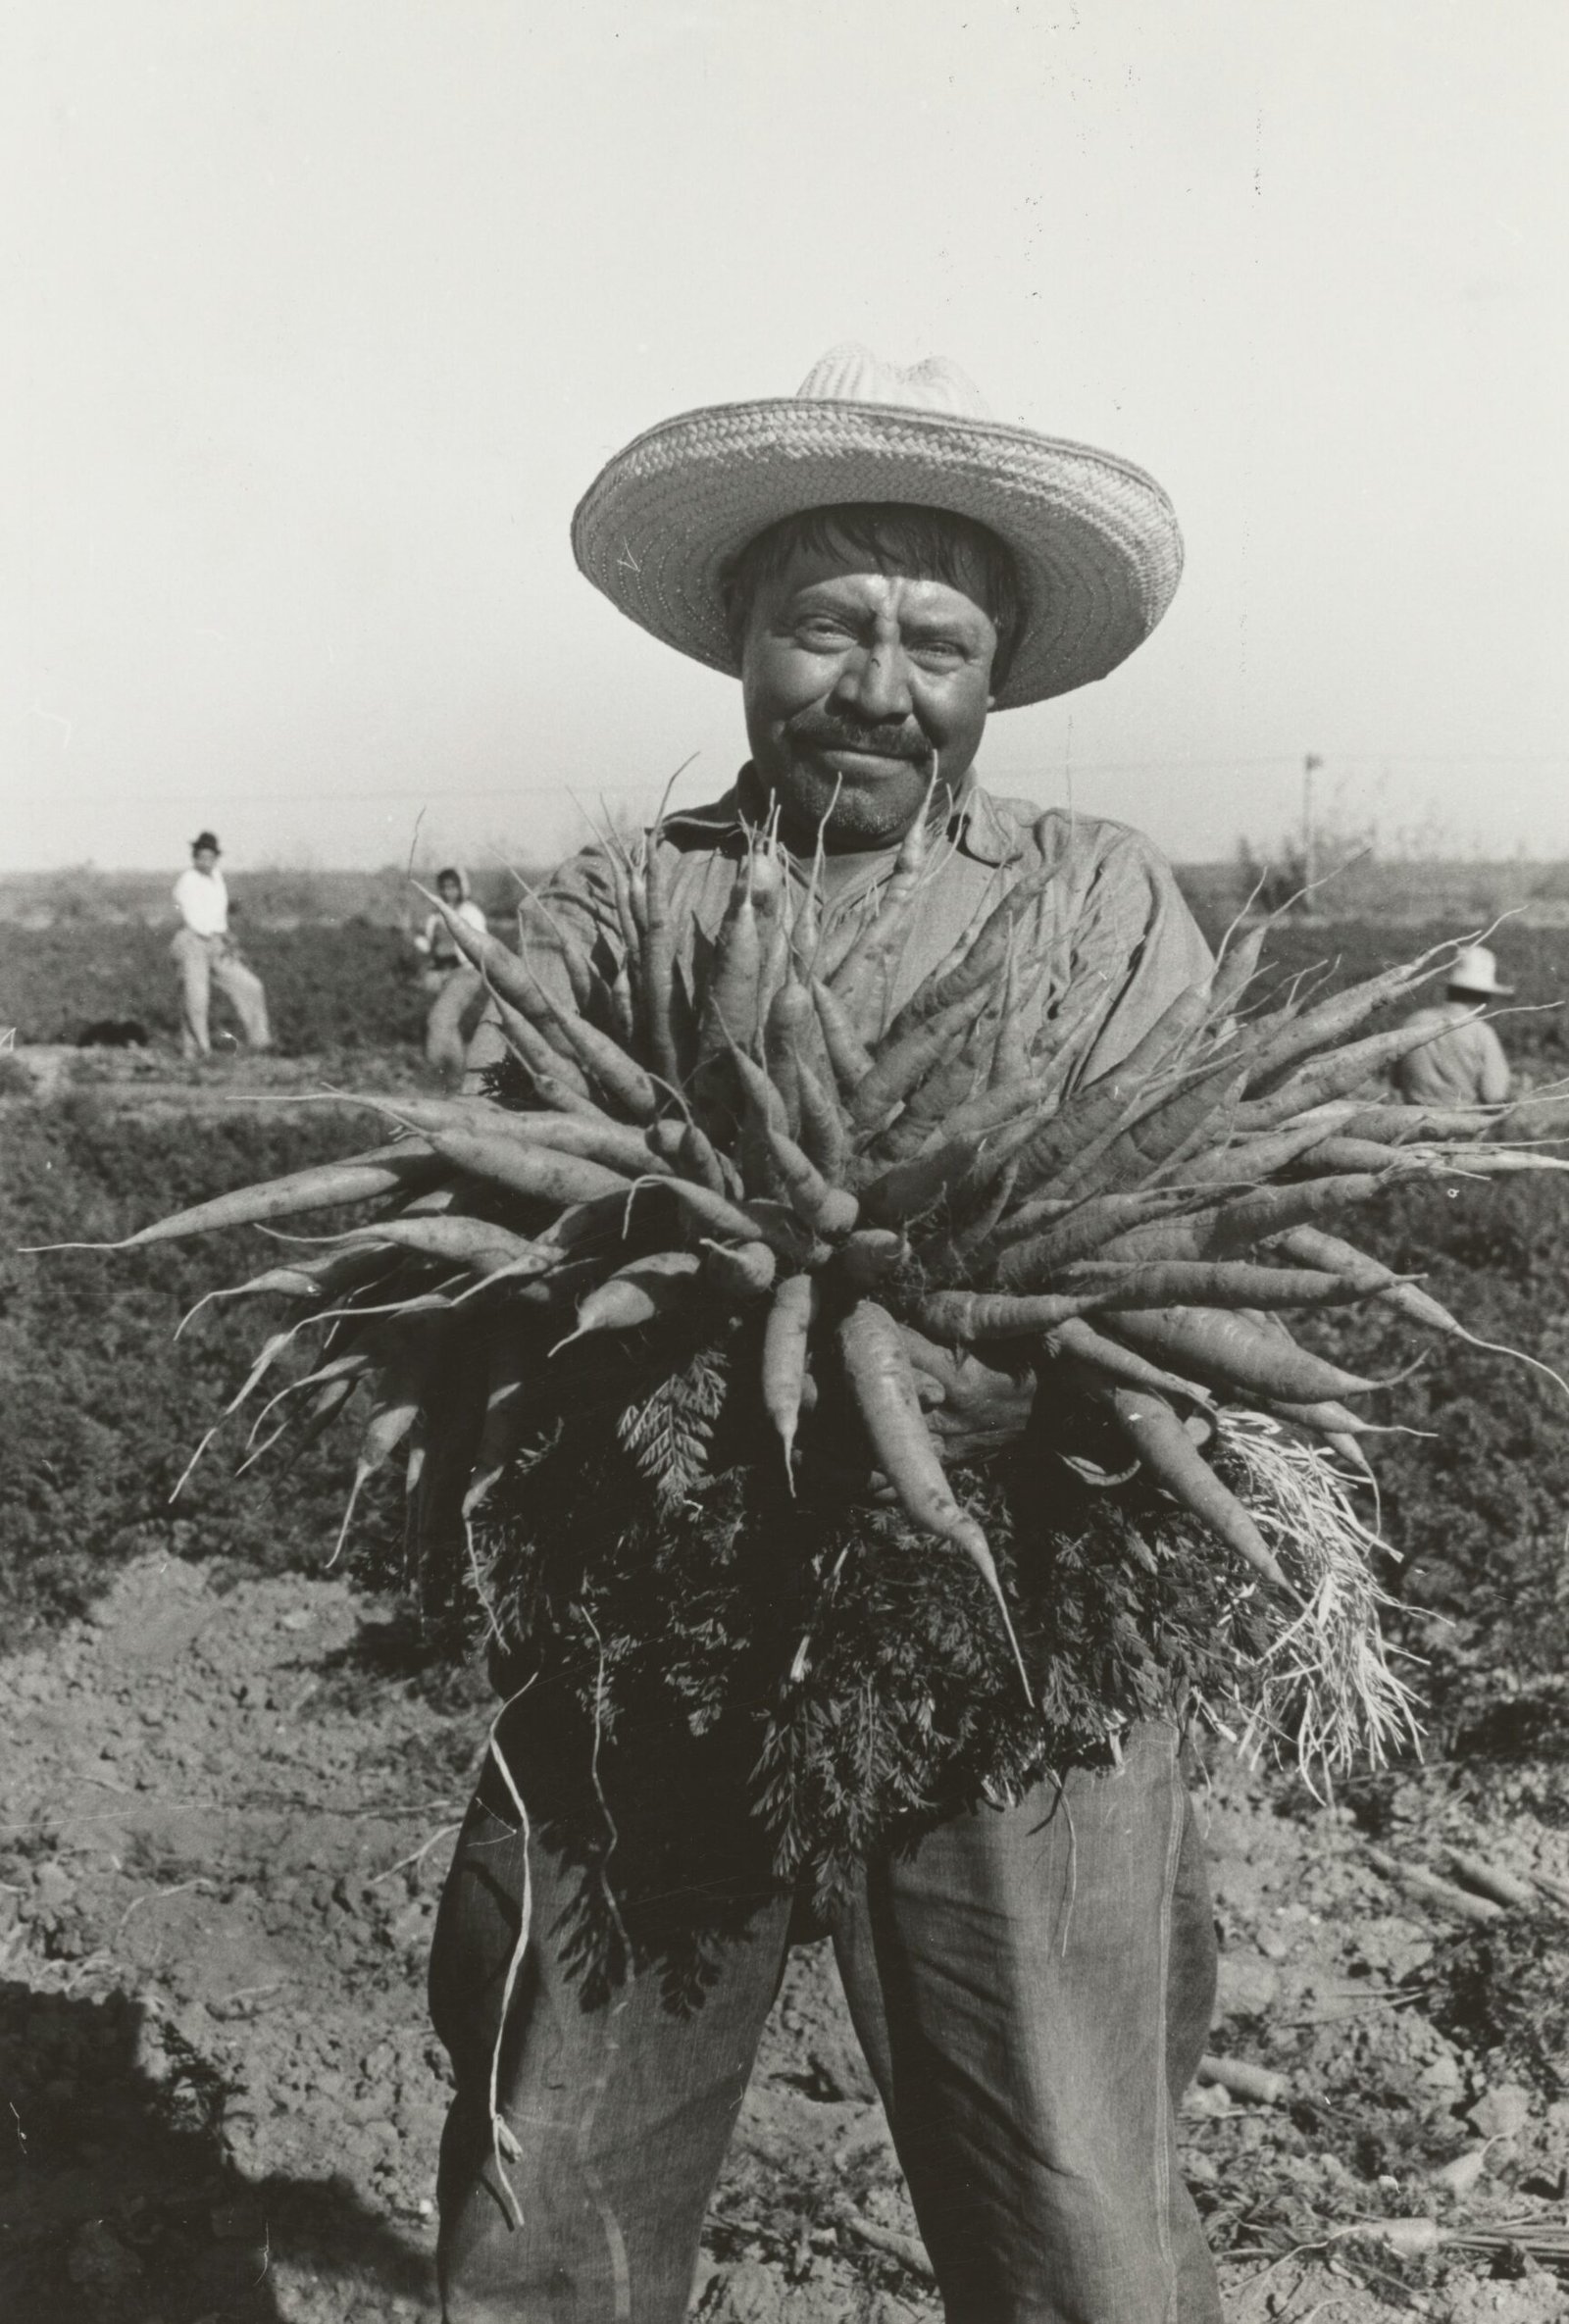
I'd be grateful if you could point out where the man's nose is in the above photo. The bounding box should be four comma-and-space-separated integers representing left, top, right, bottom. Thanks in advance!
834, 638, 914, 724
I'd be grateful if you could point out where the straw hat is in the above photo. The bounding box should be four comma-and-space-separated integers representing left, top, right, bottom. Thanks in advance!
571, 344, 1184, 711
1447, 944, 1513, 998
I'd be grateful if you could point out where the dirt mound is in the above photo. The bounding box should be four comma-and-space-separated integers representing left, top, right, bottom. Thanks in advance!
3, 1553, 1568, 2320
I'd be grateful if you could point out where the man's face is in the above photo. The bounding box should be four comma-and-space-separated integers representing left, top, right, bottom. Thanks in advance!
738, 536, 999, 851
193, 847, 219, 876
438, 875, 463, 908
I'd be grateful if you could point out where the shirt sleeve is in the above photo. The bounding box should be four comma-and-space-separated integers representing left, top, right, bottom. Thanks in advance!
1477, 1021, 1512, 1105
1069, 829, 1215, 1085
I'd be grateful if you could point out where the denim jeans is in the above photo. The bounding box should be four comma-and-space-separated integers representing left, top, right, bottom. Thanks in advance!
429, 1716, 1220, 2323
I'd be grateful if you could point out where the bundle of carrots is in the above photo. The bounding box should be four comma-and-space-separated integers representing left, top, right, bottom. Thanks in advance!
61, 806, 1565, 1751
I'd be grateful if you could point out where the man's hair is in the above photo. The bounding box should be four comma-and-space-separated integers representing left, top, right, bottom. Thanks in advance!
720, 502, 1025, 687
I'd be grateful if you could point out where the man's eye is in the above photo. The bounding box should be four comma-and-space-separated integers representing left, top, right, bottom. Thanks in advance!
913, 638, 966, 665
796, 618, 852, 644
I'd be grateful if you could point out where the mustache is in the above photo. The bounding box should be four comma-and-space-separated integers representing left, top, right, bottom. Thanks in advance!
786, 711, 932, 764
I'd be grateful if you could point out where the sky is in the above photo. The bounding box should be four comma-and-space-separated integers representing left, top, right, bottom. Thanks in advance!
5, 0, 1568, 874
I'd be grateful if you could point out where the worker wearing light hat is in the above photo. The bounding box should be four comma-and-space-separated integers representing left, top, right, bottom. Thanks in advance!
1392, 943, 1514, 1107
437, 346, 1222, 2323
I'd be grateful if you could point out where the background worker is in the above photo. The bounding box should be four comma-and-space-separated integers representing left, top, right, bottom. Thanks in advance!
171, 832, 272, 1060
1392, 943, 1513, 1105
413, 867, 488, 1084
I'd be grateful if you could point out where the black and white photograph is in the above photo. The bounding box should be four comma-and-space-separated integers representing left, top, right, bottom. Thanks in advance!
4, 6, 1569, 2319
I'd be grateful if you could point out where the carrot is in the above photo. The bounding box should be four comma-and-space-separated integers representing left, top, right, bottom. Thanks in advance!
848, 983, 991, 1131
1068, 1259, 1369, 1310
751, 859, 795, 1046
698, 854, 765, 1065
329, 1331, 440, 1564
174, 1242, 393, 1338
764, 980, 812, 1137
930, 1068, 1062, 1150
1051, 1065, 1248, 1200
728, 1040, 790, 1139
794, 1057, 850, 1184
554, 1251, 702, 1348
764, 1125, 860, 1238
516, 885, 596, 1016
513, 967, 660, 1125
1260, 1395, 1382, 1436
414, 884, 551, 1025
322, 1215, 555, 1277
987, 942, 1038, 1091
1336, 1103, 1498, 1144
762, 1273, 819, 1483
424, 1130, 632, 1210
1180, 1117, 1344, 1187
654, 1175, 792, 1251
741, 1198, 832, 1271
863, 1053, 985, 1163
1238, 1016, 1468, 1131
1207, 1172, 1392, 1253
1008, 983, 1212, 1195
461, 1333, 540, 1516
1043, 1315, 1214, 1405
879, 855, 1064, 1047
992, 1188, 1205, 1288
490, 995, 602, 1113
602, 845, 643, 984
699, 1238, 778, 1299
1202, 922, 1268, 1025
1242, 942, 1456, 1091
1272, 1225, 1464, 1336
640, 831, 681, 1085
1107, 1306, 1382, 1402
1103, 1388, 1289, 1589
838, 1298, 1032, 1698
910, 1288, 1103, 1341
683, 1120, 741, 1200
827, 777, 938, 1026
33, 1142, 445, 1253
810, 975, 876, 1091
360, 1094, 676, 1182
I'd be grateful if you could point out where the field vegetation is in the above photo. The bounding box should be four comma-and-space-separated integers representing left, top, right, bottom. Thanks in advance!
4, 902, 1569, 2316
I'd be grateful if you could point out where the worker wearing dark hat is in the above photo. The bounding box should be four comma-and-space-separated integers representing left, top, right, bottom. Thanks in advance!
171, 833, 272, 1058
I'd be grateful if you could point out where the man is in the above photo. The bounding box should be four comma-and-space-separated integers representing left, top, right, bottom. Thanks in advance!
1392, 943, 1513, 1106
436, 347, 1221, 2322
171, 832, 272, 1059
413, 866, 489, 1084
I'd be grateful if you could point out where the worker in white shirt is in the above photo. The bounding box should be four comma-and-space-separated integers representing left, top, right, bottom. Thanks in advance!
171, 832, 273, 1059
412, 867, 488, 1084
1392, 944, 1513, 1106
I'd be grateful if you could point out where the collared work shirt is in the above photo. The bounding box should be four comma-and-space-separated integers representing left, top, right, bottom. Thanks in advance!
173, 866, 228, 938
467, 774, 1212, 1092
1392, 1002, 1511, 1106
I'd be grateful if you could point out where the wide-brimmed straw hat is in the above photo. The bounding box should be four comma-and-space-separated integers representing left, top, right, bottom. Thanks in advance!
1447, 943, 1513, 998
571, 344, 1184, 711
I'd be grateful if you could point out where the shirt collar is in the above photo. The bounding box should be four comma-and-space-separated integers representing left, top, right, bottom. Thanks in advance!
663, 765, 1021, 869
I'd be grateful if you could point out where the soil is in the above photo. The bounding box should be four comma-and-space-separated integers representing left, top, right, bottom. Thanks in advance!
3, 1553, 1567, 2322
